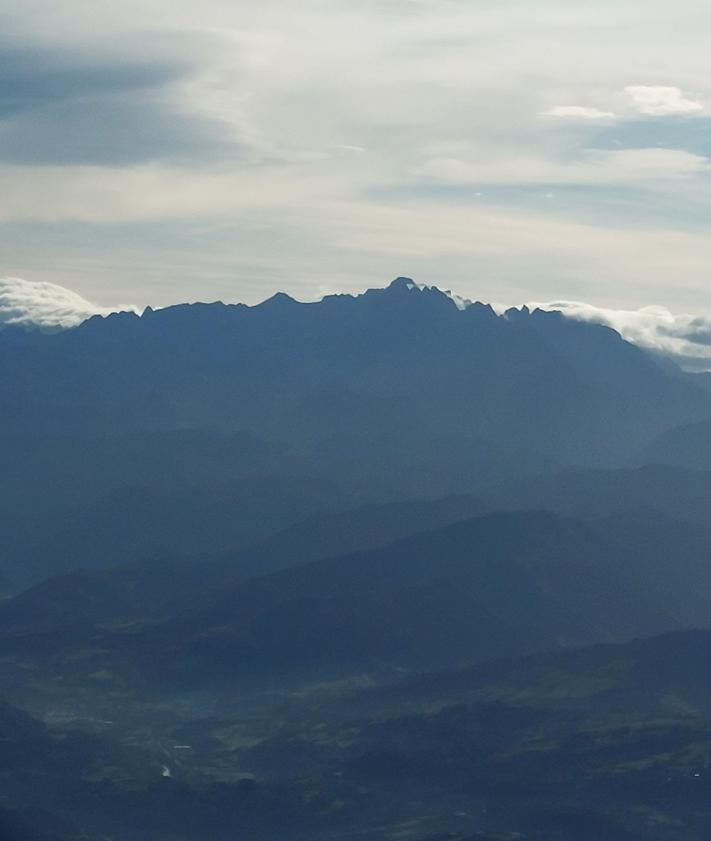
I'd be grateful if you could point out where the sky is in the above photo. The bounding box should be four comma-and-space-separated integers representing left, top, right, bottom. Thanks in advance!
2, 0, 711, 324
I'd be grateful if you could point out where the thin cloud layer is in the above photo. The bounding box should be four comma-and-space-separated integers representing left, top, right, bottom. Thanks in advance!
545, 106, 616, 120
0, 277, 136, 328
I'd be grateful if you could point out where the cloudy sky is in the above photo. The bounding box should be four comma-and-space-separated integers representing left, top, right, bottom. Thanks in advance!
3, 0, 711, 320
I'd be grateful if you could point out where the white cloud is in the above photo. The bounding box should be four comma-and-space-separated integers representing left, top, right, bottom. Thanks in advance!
624, 85, 704, 116
418, 147, 711, 187
544, 105, 616, 120
530, 298, 711, 370
0, 277, 137, 328
544, 86, 706, 123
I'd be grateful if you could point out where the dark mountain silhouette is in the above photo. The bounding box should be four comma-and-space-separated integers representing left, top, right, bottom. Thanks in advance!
1, 279, 709, 494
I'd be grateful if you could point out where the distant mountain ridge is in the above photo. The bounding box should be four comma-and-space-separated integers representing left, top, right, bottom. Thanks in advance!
2, 278, 709, 489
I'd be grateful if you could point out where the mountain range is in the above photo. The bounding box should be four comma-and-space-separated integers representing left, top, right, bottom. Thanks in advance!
4, 278, 711, 840
2, 277, 711, 590
2, 277, 709, 461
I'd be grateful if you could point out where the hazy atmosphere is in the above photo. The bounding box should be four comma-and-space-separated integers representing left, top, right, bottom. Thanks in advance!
6, 5, 711, 841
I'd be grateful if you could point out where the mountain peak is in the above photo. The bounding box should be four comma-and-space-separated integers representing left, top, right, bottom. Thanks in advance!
382, 276, 474, 312
387, 276, 417, 291
258, 291, 298, 308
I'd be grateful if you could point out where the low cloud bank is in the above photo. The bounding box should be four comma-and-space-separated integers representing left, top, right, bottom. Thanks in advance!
532, 299, 711, 372
0, 277, 137, 329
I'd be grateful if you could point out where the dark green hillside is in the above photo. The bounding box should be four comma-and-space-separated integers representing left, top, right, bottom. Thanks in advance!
0, 511, 679, 695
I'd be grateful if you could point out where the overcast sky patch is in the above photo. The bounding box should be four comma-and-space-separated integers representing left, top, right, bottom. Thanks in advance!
1, 1, 711, 310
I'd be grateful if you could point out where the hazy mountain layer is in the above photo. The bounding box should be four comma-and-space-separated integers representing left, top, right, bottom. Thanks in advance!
4, 279, 711, 840
2, 279, 709, 488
